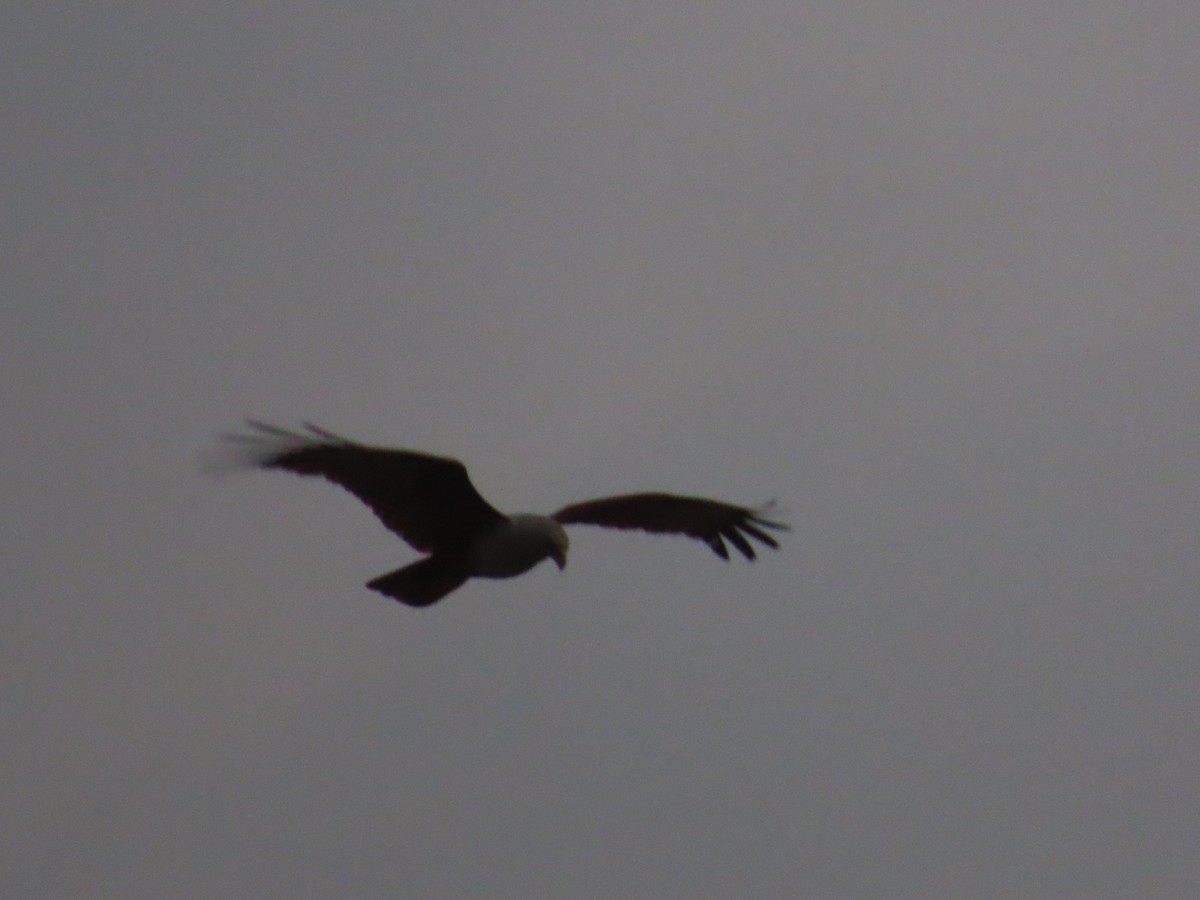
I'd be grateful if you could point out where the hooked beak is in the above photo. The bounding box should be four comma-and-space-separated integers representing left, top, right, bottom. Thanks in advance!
551, 548, 567, 570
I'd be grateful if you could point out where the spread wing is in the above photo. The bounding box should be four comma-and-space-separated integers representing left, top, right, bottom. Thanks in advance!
552, 493, 787, 561
221, 421, 507, 553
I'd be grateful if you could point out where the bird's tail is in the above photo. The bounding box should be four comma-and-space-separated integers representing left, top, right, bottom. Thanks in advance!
366, 556, 468, 608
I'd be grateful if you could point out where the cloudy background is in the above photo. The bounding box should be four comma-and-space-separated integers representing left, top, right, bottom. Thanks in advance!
4, 2, 1198, 896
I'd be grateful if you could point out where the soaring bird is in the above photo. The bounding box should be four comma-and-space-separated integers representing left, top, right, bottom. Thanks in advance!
220, 421, 787, 607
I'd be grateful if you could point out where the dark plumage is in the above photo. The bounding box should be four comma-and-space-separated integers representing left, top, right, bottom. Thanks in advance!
219, 421, 787, 607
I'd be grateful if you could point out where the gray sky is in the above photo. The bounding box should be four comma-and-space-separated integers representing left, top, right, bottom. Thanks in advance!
4, 2, 1199, 897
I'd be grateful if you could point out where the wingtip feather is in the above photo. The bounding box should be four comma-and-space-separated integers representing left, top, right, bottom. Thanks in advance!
302, 422, 352, 444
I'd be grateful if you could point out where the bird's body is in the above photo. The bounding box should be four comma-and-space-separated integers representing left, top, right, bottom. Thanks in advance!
466, 514, 569, 578
219, 421, 786, 607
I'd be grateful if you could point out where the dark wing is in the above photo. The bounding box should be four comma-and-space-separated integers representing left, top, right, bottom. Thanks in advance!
221, 421, 507, 553
552, 492, 788, 561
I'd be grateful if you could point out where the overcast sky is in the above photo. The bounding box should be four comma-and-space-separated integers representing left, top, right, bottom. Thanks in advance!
4, 2, 1199, 897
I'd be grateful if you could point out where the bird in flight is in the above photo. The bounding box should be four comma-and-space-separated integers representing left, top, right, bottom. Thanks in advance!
219, 421, 787, 607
